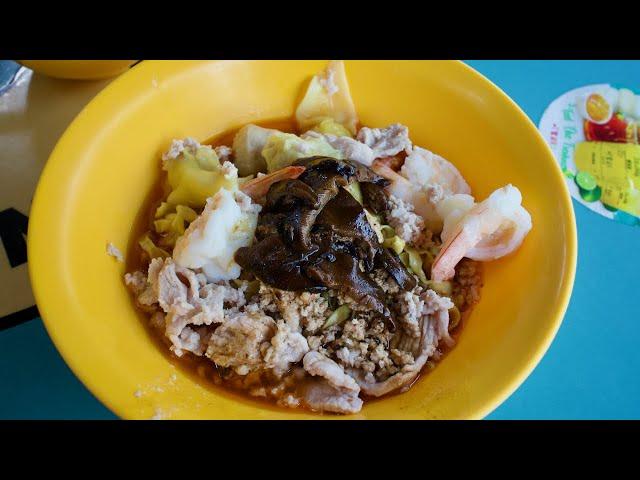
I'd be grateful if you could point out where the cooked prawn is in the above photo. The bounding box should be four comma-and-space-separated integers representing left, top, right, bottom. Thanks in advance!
372, 147, 471, 233
431, 185, 532, 281
376, 155, 405, 171
400, 147, 471, 197
372, 160, 443, 231
437, 193, 476, 241
240, 166, 305, 201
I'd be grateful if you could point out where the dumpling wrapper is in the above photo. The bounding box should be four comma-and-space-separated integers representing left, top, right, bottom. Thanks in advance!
295, 60, 358, 136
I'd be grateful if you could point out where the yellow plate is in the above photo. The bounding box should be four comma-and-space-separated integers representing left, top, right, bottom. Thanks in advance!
28, 60, 577, 419
18, 60, 138, 80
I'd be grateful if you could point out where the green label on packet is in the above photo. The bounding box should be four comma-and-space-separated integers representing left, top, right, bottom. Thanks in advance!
574, 142, 640, 216
539, 84, 640, 226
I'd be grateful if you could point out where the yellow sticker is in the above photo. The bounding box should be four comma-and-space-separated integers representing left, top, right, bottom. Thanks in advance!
574, 142, 640, 215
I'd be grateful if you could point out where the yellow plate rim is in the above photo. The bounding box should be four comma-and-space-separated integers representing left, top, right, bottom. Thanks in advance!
28, 60, 578, 419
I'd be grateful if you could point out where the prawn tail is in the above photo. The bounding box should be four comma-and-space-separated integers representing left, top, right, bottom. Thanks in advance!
371, 159, 405, 182
240, 166, 306, 200
431, 225, 472, 282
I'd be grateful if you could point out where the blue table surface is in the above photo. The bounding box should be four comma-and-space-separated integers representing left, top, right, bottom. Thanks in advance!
1, 60, 639, 420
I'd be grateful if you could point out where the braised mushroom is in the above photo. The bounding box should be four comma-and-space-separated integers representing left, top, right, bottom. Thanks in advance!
235, 156, 416, 317
235, 235, 324, 292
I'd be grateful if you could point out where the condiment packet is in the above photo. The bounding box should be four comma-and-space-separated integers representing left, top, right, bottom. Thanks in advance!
539, 84, 640, 226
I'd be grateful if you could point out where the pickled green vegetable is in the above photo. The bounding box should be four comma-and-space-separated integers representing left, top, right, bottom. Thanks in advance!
344, 182, 363, 204
421, 250, 435, 272
400, 246, 429, 284
426, 279, 453, 297
380, 225, 396, 240
365, 210, 384, 243
323, 305, 352, 329
244, 280, 261, 300
383, 235, 405, 255
448, 306, 461, 331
